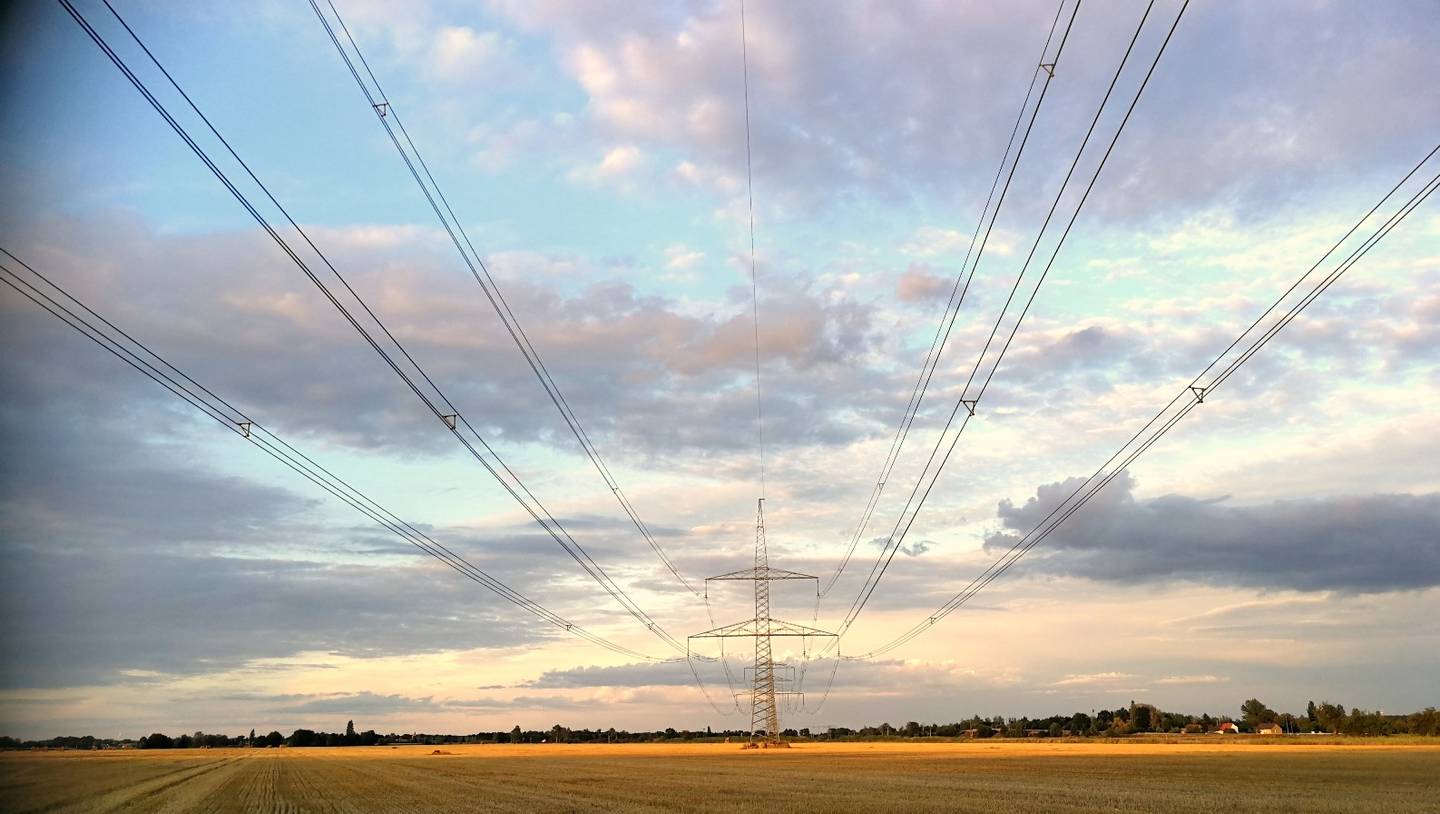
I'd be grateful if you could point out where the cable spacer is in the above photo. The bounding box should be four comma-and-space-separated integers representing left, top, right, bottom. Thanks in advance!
373, 101, 389, 118
441, 413, 458, 430
1189, 386, 1206, 404
237, 421, 252, 438
961, 399, 977, 416
1040, 62, 1056, 78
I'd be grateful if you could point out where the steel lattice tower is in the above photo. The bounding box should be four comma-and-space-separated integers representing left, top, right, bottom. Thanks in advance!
691, 499, 835, 748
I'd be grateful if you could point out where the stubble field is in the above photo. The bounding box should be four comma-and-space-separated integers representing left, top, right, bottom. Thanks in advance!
1, 740, 1437, 813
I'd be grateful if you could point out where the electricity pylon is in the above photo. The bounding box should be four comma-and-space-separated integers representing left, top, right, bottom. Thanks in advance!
691, 499, 836, 748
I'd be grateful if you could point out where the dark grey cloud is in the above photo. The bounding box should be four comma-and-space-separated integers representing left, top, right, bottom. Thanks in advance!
282, 692, 438, 715
0, 543, 545, 689
984, 472, 1440, 592
527, 660, 697, 689
0, 362, 670, 689
0, 214, 886, 465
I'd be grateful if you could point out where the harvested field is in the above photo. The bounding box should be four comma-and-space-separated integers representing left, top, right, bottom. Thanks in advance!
1, 740, 1437, 813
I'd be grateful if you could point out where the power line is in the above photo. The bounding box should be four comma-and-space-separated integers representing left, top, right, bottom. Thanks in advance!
850, 145, 1440, 659
0, 246, 669, 664
740, 0, 766, 501
62, 0, 685, 654
829, 0, 1181, 647
307, 0, 699, 598
820, 0, 1070, 598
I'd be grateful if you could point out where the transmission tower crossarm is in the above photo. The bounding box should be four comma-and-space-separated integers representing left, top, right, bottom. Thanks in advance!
707, 566, 818, 582
691, 617, 838, 639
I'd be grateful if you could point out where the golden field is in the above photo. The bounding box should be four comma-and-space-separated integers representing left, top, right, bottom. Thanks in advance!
1, 739, 1437, 813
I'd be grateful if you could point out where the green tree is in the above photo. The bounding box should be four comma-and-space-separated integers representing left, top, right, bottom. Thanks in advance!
1341, 709, 1391, 736
1130, 703, 1156, 733
265, 731, 284, 748
139, 733, 174, 749
1315, 702, 1347, 734
1406, 708, 1438, 736
1240, 698, 1276, 729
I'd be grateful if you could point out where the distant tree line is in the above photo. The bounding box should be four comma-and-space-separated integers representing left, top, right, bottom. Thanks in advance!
824, 700, 1440, 739
3, 702, 1437, 750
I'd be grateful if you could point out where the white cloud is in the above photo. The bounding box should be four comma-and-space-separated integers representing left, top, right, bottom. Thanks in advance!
426, 26, 505, 82
1051, 672, 1136, 687
664, 245, 704, 271
568, 144, 646, 186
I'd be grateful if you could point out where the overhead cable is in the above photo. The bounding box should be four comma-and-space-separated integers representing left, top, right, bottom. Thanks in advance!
0, 246, 668, 663
61, 0, 685, 654
830, 0, 1182, 647
850, 144, 1440, 659
820, 0, 1071, 597
307, 0, 699, 598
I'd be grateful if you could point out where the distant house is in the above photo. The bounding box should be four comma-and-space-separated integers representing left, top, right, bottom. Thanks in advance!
1256, 723, 1284, 735
1217, 722, 1240, 734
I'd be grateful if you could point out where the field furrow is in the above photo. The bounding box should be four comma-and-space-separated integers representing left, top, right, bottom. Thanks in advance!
2, 742, 1436, 813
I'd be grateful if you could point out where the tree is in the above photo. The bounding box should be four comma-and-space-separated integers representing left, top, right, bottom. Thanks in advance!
1240, 698, 1277, 729
346, 720, 356, 738
265, 731, 284, 748
1406, 708, 1438, 736
248, 728, 256, 746
1315, 702, 1347, 734
1129, 703, 1156, 733
510, 725, 523, 744
140, 733, 174, 749
1306, 701, 1318, 725
1341, 709, 1391, 736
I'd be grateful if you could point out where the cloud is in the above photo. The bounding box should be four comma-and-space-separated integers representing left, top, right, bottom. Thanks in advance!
1154, 675, 1228, 685
663, 244, 705, 271
1051, 672, 1136, 687
568, 144, 646, 186
486, 1, 1440, 221
426, 26, 507, 82
984, 472, 1440, 593
895, 265, 952, 304
527, 661, 698, 689
0, 213, 884, 461
283, 692, 438, 715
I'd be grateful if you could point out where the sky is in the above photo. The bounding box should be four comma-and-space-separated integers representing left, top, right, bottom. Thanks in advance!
0, 0, 1437, 740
